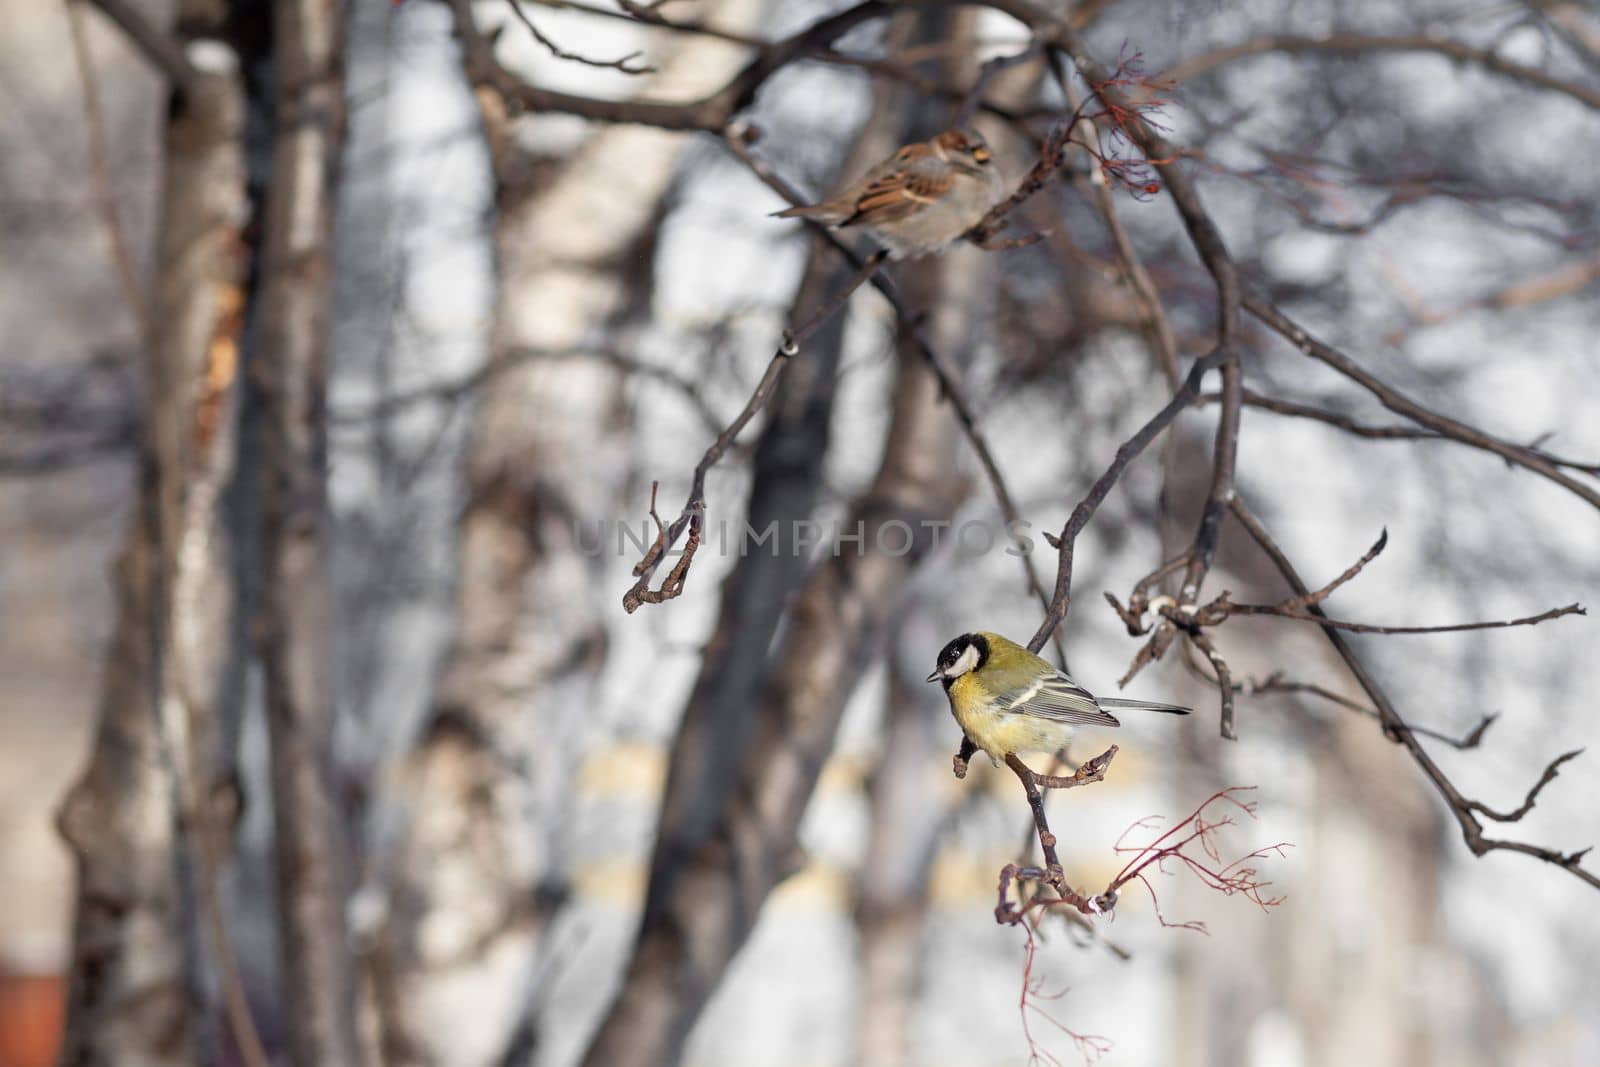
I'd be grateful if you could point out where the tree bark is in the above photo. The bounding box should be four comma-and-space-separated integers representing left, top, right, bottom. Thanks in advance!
642, 20, 921, 919
580, 248, 977, 1067
373, 5, 762, 1065
854, 656, 950, 1067
253, 1, 360, 1064
56, 16, 249, 1067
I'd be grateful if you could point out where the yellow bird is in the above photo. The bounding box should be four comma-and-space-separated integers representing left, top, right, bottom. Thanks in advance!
925, 631, 1189, 765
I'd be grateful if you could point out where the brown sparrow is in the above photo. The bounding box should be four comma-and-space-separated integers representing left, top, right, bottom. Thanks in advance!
773, 128, 1004, 259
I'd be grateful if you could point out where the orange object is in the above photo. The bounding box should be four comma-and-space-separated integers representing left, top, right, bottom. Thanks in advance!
0, 973, 65, 1067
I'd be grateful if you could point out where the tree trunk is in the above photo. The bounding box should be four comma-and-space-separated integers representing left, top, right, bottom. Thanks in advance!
854, 655, 950, 1067
56, 16, 249, 1066
253, 1, 360, 1064
372, 5, 762, 1065
581, 247, 978, 1067
643, 20, 922, 919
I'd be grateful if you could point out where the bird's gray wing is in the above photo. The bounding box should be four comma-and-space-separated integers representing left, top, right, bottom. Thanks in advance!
992, 672, 1119, 727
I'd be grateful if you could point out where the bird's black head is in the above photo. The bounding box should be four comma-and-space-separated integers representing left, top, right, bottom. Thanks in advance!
927, 632, 989, 686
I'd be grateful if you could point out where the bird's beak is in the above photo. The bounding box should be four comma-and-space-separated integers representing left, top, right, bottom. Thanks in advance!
924, 670, 941, 683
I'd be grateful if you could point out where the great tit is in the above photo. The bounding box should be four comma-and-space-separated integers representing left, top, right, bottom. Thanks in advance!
926, 631, 1189, 766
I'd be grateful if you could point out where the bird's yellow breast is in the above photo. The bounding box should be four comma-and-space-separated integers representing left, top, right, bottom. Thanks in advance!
946, 673, 1072, 763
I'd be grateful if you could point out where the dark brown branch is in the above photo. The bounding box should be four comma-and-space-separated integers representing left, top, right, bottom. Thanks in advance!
1211, 388, 1600, 476
1219, 599, 1584, 635
503, 0, 654, 72
1245, 295, 1600, 512
1167, 32, 1600, 113
992, 747, 1120, 922
1227, 498, 1599, 893
1248, 673, 1497, 750
955, 41, 1041, 124
1218, 389, 1442, 440
622, 249, 887, 611
1280, 527, 1387, 611
1027, 347, 1224, 652
964, 119, 1076, 248
1467, 749, 1585, 823
1188, 629, 1236, 739
952, 735, 979, 779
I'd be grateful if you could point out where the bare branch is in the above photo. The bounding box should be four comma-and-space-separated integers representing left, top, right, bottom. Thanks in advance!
1220, 598, 1584, 635
1245, 294, 1600, 511
1227, 498, 1600, 893
1467, 748, 1585, 823
503, 0, 654, 73
1027, 347, 1225, 652
622, 249, 887, 611
1248, 673, 1498, 750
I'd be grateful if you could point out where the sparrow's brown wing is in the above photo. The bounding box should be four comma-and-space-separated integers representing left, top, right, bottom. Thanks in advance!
841, 144, 954, 226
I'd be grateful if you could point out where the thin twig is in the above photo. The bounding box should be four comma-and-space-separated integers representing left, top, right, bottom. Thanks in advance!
503, 0, 655, 72
622, 249, 887, 611
1245, 294, 1600, 512
1249, 673, 1497, 749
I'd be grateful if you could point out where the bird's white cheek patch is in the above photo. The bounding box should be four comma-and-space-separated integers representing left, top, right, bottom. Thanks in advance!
951, 644, 980, 677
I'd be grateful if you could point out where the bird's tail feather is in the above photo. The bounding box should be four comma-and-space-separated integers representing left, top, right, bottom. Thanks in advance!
1098, 697, 1190, 715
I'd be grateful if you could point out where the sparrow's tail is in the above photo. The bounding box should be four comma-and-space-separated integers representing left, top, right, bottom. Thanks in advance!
1097, 697, 1190, 715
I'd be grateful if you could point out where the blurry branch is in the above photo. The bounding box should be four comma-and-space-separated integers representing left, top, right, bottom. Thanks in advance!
523, 0, 1047, 125
1207, 389, 1440, 440
452, 0, 895, 131
1521, 0, 1600, 72
1166, 32, 1600, 112
67, 0, 148, 346
527, 0, 767, 45
502, 0, 653, 72
78, 0, 200, 94
954, 40, 1041, 124
1386, 256, 1600, 342
328, 344, 725, 436
622, 249, 886, 611
857, 652, 958, 1064
1200, 388, 1600, 475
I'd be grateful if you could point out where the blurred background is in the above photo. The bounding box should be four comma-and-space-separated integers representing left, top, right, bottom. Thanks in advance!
2, 1, 1598, 1065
